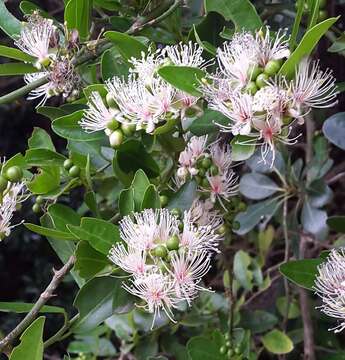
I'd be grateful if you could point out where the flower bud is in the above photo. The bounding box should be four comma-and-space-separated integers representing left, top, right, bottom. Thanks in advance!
109, 129, 124, 148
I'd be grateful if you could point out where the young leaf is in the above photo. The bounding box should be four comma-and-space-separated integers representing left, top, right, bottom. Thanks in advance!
261, 329, 294, 355
131, 169, 151, 210
9, 316, 45, 360
64, 0, 92, 41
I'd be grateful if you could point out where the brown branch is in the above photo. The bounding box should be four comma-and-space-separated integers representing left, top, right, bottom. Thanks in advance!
0, 255, 76, 354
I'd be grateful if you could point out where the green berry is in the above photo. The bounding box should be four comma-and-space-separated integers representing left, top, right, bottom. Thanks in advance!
220, 346, 227, 355
106, 92, 117, 108
198, 168, 206, 177
234, 346, 241, 354
5, 166, 23, 183
255, 73, 269, 88
318, 10, 327, 21
106, 119, 119, 131
32, 203, 41, 214
216, 224, 227, 235
166, 235, 179, 251
154, 245, 167, 258
227, 349, 234, 357
69, 165, 80, 178
36, 195, 44, 205
121, 122, 136, 136
195, 175, 202, 184
247, 64, 263, 81
201, 178, 209, 188
238, 202, 247, 211
178, 223, 184, 231
0, 175, 8, 192
171, 208, 181, 217
264, 60, 281, 76
63, 159, 73, 170
159, 195, 169, 207
201, 158, 212, 169
109, 129, 124, 148
245, 81, 258, 95
225, 340, 231, 347
209, 165, 219, 176
232, 221, 240, 230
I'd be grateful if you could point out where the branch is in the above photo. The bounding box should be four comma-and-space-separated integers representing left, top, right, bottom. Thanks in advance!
0, 255, 76, 353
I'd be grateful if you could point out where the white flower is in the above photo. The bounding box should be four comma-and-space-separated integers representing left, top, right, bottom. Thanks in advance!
168, 250, 211, 306
314, 249, 345, 333
14, 16, 56, 66
0, 182, 26, 240
119, 208, 179, 251
209, 142, 233, 174
291, 58, 338, 110
206, 170, 238, 206
24, 72, 55, 107
164, 42, 207, 68
108, 244, 148, 276
255, 27, 290, 66
190, 198, 223, 228
123, 270, 178, 326
79, 92, 122, 133
178, 135, 208, 168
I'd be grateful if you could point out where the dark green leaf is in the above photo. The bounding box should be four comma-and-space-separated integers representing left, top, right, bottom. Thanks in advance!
24, 223, 77, 240
141, 184, 160, 210
101, 48, 130, 81
187, 336, 226, 360
119, 188, 135, 216
131, 169, 151, 210
167, 180, 197, 212
0, 62, 38, 76
36, 106, 68, 120
0, 302, 64, 314
0, 0, 22, 39
189, 109, 229, 136
327, 216, 345, 233
0, 45, 34, 62
64, 0, 92, 41
240, 310, 278, 334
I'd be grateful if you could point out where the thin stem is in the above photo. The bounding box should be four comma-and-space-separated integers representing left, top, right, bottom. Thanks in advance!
44, 314, 79, 348
0, 255, 76, 353
282, 196, 290, 331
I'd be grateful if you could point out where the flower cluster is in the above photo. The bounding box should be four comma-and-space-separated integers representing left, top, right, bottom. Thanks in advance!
108, 208, 222, 326
177, 135, 238, 208
314, 249, 345, 333
79, 42, 208, 145
14, 13, 81, 106
202, 27, 338, 164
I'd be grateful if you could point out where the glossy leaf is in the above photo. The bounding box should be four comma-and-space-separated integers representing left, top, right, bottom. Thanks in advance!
279, 17, 338, 78
119, 188, 135, 216
131, 169, 151, 210
101, 47, 130, 80
27, 166, 60, 194
25, 149, 66, 167
0, 62, 38, 76
9, 316, 45, 360
0, 0, 22, 39
158, 66, 206, 97
279, 259, 323, 290
28, 128, 55, 151
261, 330, 293, 355
0, 45, 34, 62
189, 109, 229, 136
24, 223, 77, 240
141, 184, 160, 210
239, 173, 280, 200
0, 302, 64, 314
64, 0, 92, 41
322, 112, 345, 150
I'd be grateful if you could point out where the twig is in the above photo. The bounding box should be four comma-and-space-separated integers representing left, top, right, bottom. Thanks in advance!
327, 171, 345, 185
0, 255, 76, 353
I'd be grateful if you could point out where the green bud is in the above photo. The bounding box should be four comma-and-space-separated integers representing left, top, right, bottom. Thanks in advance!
106, 92, 117, 108
166, 235, 179, 251
195, 175, 202, 185
106, 119, 119, 131
216, 224, 227, 235
220, 346, 227, 355
201, 178, 209, 188
225, 340, 231, 347
154, 245, 167, 258
178, 223, 184, 231
264, 59, 282, 76
238, 201, 247, 212
5, 166, 23, 183
209, 165, 219, 176
36, 195, 44, 205
245, 81, 258, 95
63, 159, 74, 170
32, 203, 41, 214
109, 129, 124, 148
39, 57, 51, 67
121, 122, 136, 136
248, 64, 263, 81
318, 10, 328, 21
0, 175, 8, 192
255, 73, 269, 88
234, 346, 241, 354
201, 158, 212, 169
69, 165, 80, 178
171, 208, 181, 217
232, 221, 240, 230
159, 195, 169, 207
198, 168, 206, 177
227, 349, 234, 357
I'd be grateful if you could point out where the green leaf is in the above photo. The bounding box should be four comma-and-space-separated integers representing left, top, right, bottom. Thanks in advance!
261, 329, 294, 355
52, 110, 105, 142
187, 336, 226, 360
204, 0, 262, 31
276, 297, 300, 319
141, 184, 160, 210
25, 149, 66, 167
2, 153, 27, 174
189, 109, 229, 136
240, 310, 278, 334
0, 62, 38, 76
231, 135, 255, 161
131, 169, 151, 210
233, 250, 252, 290
0, 302, 64, 314
301, 199, 328, 240
75, 241, 109, 279
94, 0, 120, 10
20, 1, 52, 19
0, 0, 22, 39
158, 66, 205, 97
234, 197, 282, 235
327, 216, 345, 233
119, 188, 135, 216
322, 112, 345, 150
28, 128, 55, 151
104, 31, 148, 61
115, 140, 160, 179
239, 173, 280, 200
64, 0, 92, 41
279, 17, 339, 78
289, 0, 306, 50
167, 180, 197, 212
0, 45, 34, 62
9, 316, 45, 360
24, 223, 77, 240
68, 217, 121, 255
83, 83, 107, 101
279, 259, 323, 290
27, 166, 60, 194
37, 106, 68, 120
72, 276, 132, 333
101, 47, 130, 81
328, 34, 345, 53
48, 203, 81, 230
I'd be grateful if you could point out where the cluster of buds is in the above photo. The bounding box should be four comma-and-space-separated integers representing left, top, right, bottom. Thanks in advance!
14, 12, 81, 106
177, 135, 238, 208
108, 207, 222, 326
314, 249, 345, 333
202, 27, 338, 164
79, 42, 208, 144
0, 162, 26, 240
